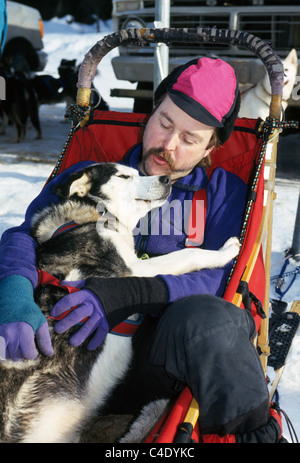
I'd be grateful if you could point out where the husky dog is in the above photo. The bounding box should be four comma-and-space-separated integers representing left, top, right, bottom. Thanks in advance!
239, 49, 298, 120
0, 54, 41, 142
0, 163, 240, 443
31, 59, 108, 110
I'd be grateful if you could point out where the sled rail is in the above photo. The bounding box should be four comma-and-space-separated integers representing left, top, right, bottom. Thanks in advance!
76, 27, 284, 120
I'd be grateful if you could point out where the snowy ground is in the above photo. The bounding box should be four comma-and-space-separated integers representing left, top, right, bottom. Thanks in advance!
0, 17, 300, 442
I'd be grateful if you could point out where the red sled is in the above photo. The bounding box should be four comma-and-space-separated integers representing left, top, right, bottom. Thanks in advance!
46, 27, 291, 443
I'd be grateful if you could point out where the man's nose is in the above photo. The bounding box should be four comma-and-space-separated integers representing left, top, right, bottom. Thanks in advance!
163, 132, 178, 151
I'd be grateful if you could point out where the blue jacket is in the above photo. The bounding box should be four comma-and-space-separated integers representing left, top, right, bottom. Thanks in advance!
0, 0, 7, 55
0, 143, 247, 301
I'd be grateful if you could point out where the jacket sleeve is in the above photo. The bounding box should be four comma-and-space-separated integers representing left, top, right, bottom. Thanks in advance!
84, 276, 168, 330
0, 161, 93, 288
158, 168, 248, 302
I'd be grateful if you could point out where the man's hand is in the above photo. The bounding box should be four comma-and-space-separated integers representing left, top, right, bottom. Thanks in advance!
51, 289, 109, 350
0, 322, 53, 361
0, 275, 54, 361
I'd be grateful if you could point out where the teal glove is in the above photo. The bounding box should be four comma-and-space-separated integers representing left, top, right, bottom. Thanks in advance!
0, 275, 53, 359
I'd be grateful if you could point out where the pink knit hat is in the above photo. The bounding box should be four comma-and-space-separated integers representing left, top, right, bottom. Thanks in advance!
154, 57, 239, 133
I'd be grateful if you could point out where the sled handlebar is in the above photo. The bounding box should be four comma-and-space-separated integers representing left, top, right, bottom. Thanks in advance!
77, 27, 284, 119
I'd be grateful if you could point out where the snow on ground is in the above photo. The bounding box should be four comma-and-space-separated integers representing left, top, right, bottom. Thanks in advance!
0, 17, 300, 442
268, 178, 300, 441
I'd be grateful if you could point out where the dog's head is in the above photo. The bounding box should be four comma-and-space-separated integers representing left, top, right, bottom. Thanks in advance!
55, 163, 171, 231
262, 48, 298, 101
58, 59, 78, 79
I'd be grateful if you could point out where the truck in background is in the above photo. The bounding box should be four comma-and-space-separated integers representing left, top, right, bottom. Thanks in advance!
3, 0, 47, 73
110, 0, 300, 113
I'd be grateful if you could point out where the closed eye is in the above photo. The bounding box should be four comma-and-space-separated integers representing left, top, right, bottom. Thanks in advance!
160, 119, 172, 130
183, 136, 194, 145
117, 174, 130, 179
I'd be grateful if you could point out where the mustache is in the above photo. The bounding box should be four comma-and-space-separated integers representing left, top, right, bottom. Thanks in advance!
143, 147, 175, 172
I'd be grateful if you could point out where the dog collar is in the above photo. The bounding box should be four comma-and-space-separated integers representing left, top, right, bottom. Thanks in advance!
50, 205, 108, 239
51, 220, 79, 238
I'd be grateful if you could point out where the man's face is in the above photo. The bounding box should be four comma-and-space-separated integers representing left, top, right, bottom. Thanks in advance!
138, 95, 215, 183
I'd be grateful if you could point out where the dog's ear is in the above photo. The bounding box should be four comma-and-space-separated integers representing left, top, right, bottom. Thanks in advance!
69, 174, 91, 197
285, 48, 298, 67
55, 172, 92, 198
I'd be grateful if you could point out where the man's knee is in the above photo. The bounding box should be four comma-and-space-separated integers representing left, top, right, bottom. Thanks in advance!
149, 295, 268, 435
156, 294, 255, 346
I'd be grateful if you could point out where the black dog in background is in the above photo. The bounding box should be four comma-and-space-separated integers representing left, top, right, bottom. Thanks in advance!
0, 55, 41, 142
0, 58, 109, 142
31, 59, 109, 109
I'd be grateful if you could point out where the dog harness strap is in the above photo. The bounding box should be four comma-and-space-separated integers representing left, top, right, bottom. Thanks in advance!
37, 268, 79, 294
185, 188, 207, 248
37, 268, 83, 321
51, 221, 79, 238
110, 317, 143, 337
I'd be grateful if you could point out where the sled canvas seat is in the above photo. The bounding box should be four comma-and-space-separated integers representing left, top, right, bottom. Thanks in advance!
45, 26, 299, 443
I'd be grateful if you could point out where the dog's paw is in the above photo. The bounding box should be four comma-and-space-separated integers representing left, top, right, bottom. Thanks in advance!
219, 237, 241, 258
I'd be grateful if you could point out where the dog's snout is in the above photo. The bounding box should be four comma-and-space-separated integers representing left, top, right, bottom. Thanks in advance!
159, 176, 171, 185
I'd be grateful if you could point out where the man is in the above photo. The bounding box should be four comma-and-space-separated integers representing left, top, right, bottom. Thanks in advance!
0, 58, 285, 442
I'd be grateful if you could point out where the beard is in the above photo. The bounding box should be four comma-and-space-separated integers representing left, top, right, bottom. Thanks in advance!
142, 147, 176, 174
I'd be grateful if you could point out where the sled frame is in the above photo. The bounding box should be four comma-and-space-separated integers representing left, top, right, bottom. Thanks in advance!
49, 26, 298, 442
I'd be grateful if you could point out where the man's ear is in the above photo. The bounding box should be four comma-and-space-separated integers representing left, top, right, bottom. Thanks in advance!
204, 145, 215, 157
197, 144, 215, 169
55, 172, 91, 198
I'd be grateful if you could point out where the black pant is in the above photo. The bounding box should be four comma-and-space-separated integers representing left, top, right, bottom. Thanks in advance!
103, 295, 270, 436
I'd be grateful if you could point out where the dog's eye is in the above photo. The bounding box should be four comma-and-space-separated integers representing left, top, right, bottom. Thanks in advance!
117, 175, 130, 179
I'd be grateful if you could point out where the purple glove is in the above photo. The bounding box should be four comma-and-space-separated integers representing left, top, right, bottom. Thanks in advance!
0, 322, 53, 361
50, 289, 109, 350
